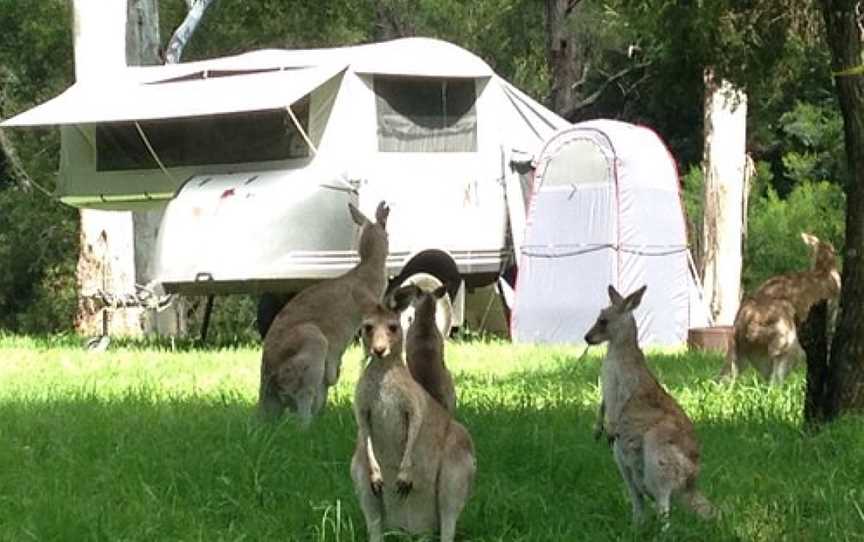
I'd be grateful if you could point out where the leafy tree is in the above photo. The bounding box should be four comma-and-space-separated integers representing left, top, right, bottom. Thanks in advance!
0, 0, 77, 333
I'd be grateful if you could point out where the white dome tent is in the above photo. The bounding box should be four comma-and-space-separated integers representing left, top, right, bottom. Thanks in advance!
511, 119, 709, 345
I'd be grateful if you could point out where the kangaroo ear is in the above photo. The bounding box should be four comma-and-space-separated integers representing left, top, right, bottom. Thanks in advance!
348, 203, 369, 227
432, 285, 448, 299
623, 285, 647, 312
386, 285, 420, 313
608, 285, 624, 306
801, 232, 819, 248
375, 201, 390, 229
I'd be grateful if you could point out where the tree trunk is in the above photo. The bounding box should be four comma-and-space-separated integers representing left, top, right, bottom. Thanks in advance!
72, 0, 143, 337
373, 0, 416, 40
75, 209, 142, 336
817, 0, 864, 418
164, 0, 215, 63
700, 68, 748, 326
799, 300, 830, 427
544, 0, 586, 120
128, 0, 188, 336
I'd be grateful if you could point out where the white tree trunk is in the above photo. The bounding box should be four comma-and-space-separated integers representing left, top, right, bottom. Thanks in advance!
700, 68, 748, 326
164, 0, 215, 63
128, 0, 188, 337
72, 0, 143, 337
73, 0, 187, 337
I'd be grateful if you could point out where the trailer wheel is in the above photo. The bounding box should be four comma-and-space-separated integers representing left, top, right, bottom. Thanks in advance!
257, 292, 293, 340
396, 272, 453, 337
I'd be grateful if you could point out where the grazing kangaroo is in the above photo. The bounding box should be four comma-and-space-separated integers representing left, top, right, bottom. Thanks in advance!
585, 285, 714, 526
406, 285, 456, 414
258, 201, 390, 424
720, 232, 840, 384
351, 286, 476, 542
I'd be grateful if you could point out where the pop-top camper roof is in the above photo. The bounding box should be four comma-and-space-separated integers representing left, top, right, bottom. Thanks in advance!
1, 38, 549, 127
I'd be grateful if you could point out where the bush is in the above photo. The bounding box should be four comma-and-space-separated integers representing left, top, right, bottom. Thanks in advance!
743, 180, 845, 292
184, 294, 261, 345
0, 188, 78, 333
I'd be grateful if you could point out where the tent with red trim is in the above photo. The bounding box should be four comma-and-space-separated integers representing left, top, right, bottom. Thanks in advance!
510, 119, 709, 345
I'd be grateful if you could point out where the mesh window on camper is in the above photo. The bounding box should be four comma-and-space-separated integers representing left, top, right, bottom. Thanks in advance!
374, 76, 477, 152
95, 99, 311, 171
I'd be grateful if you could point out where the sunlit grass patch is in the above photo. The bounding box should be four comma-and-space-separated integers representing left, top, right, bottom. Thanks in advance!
0, 336, 861, 540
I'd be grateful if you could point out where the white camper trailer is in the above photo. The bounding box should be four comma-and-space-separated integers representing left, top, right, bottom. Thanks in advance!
1, 38, 567, 326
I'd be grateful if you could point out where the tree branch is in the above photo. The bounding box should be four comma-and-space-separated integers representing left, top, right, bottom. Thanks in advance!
565, 0, 583, 16
569, 62, 591, 91
164, 0, 215, 64
561, 61, 651, 120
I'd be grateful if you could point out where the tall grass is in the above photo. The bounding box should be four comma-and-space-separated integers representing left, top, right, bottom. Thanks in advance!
0, 335, 862, 541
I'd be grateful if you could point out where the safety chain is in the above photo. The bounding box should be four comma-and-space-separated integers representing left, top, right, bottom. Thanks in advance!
83, 282, 176, 312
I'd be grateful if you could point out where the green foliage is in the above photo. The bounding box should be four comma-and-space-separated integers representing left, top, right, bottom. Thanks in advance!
1, 340, 863, 540
397, 0, 549, 99
744, 181, 845, 292
0, 0, 77, 333
682, 161, 844, 295
776, 101, 846, 193
159, 0, 374, 58
185, 293, 261, 345
0, 189, 78, 333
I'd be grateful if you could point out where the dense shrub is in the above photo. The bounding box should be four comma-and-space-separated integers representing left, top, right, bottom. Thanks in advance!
682, 163, 845, 294
184, 294, 261, 345
0, 188, 78, 333
743, 180, 844, 292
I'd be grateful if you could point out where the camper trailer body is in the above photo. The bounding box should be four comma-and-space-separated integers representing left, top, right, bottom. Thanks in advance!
4, 38, 565, 299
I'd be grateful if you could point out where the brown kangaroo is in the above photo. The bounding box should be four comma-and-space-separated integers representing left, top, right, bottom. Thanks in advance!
406, 285, 456, 414
259, 202, 389, 425
585, 285, 714, 527
351, 286, 476, 542
720, 232, 840, 384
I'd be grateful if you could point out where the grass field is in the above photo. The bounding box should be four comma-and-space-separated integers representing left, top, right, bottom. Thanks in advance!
1, 334, 863, 541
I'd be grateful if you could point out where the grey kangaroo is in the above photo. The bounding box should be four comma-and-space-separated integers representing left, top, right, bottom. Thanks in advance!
585, 285, 714, 526
351, 285, 475, 542
259, 201, 389, 425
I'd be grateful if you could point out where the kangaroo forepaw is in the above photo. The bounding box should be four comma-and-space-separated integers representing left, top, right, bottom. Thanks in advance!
370, 474, 383, 497
396, 473, 413, 497
592, 424, 604, 442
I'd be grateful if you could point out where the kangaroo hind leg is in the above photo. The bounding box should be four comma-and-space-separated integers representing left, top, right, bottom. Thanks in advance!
274, 324, 329, 427
351, 443, 384, 542
438, 427, 476, 542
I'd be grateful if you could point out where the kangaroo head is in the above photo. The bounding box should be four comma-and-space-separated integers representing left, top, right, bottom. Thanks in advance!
361, 284, 420, 361
584, 285, 647, 345
349, 201, 390, 263
800, 232, 838, 275
411, 285, 448, 327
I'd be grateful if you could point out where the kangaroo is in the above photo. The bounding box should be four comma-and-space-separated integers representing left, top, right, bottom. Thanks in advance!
258, 201, 390, 425
406, 285, 456, 414
351, 286, 476, 542
585, 285, 714, 526
720, 232, 840, 384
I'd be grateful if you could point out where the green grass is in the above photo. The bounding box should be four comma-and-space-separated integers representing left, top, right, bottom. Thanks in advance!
1, 335, 863, 541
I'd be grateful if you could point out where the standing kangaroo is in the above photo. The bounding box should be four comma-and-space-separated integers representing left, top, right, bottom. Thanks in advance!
585, 285, 714, 526
720, 232, 840, 384
259, 201, 390, 424
351, 286, 476, 542
406, 285, 456, 414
